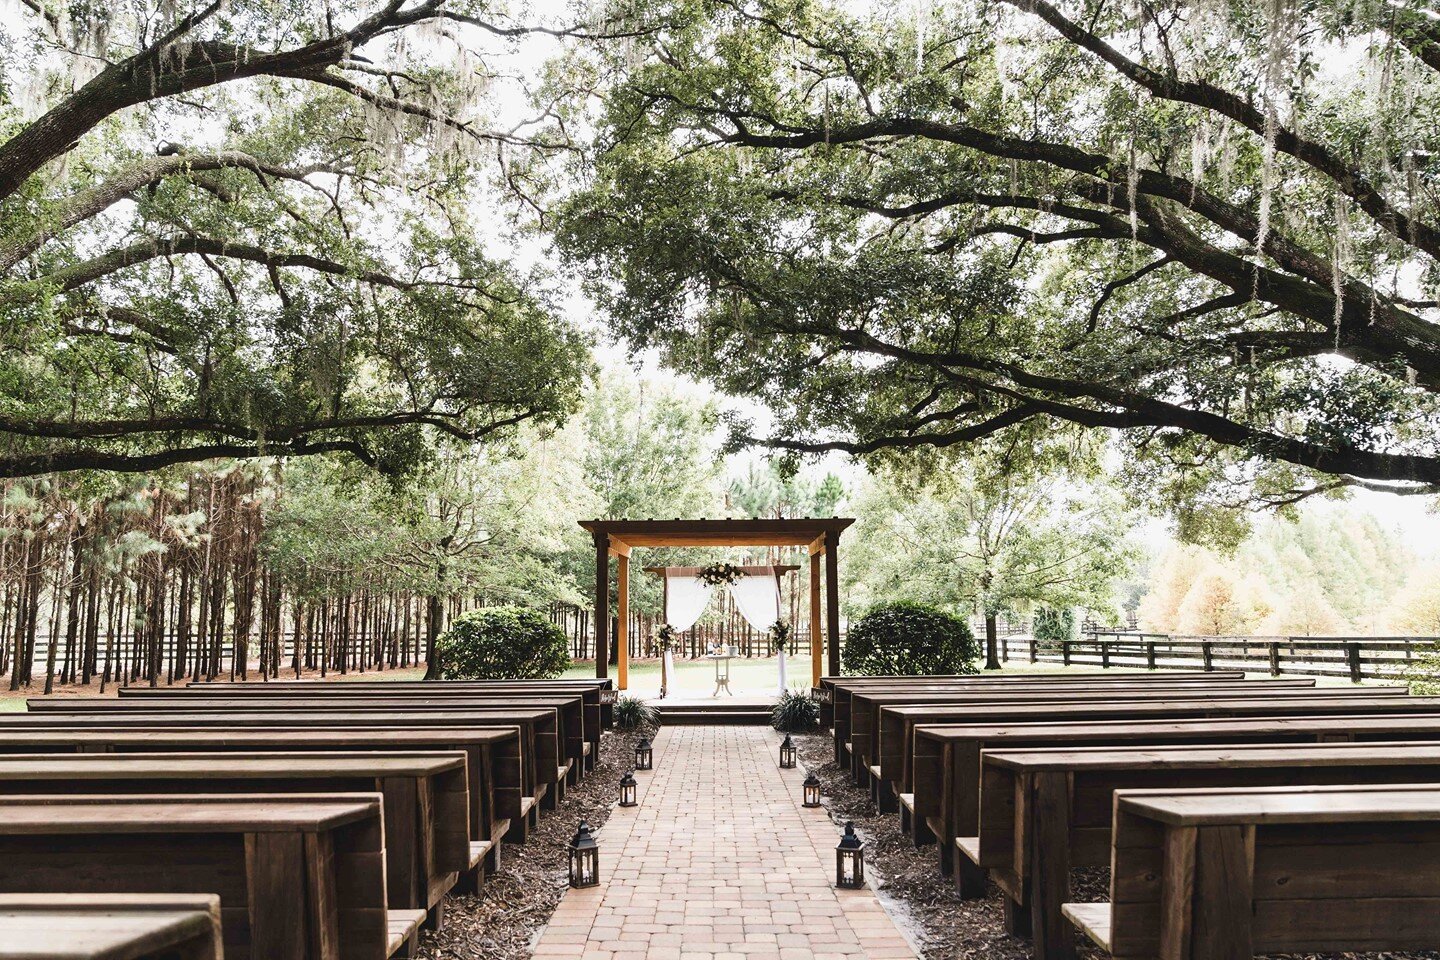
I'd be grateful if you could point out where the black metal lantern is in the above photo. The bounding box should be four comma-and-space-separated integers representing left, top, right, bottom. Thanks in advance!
779, 733, 797, 769
802, 772, 822, 808
568, 821, 600, 888
835, 821, 865, 889
634, 737, 653, 771
619, 771, 638, 808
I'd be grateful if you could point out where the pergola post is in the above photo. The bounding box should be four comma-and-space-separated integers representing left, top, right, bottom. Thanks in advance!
593, 531, 609, 680
809, 547, 823, 688
825, 528, 842, 677
616, 551, 630, 691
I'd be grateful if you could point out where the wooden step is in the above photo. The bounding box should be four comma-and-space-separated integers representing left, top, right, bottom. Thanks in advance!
657, 710, 772, 726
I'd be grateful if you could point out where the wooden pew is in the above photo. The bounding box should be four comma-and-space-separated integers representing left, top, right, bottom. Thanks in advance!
0, 893, 222, 960
120, 681, 610, 769
0, 727, 523, 847
848, 680, 1328, 775
980, 741, 1440, 960
0, 707, 560, 818
848, 680, 1337, 779
864, 685, 1406, 796
907, 713, 1440, 888
0, 752, 470, 924
0, 794, 418, 960
883, 692, 1439, 816
29, 695, 588, 789
821, 672, 1246, 762
1065, 784, 1440, 960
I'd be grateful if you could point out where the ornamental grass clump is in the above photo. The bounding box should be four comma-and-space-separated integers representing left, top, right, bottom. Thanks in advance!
771, 689, 820, 732
613, 694, 660, 732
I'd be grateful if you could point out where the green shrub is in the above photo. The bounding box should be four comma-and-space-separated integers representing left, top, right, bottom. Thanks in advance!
613, 694, 660, 732
842, 601, 980, 676
771, 689, 820, 732
435, 606, 571, 680
1033, 606, 1077, 646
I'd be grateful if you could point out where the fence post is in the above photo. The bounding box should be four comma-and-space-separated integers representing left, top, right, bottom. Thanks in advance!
1028, 632, 1037, 664
1062, 639, 1071, 667
1201, 640, 1213, 672
1347, 641, 1363, 683
1001, 633, 1009, 663
1145, 640, 1156, 670
1101, 640, 1110, 669
1268, 641, 1281, 676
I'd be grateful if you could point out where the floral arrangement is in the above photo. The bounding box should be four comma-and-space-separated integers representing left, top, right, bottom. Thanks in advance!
769, 620, 793, 656
696, 562, 746, 586
655, 623, 678, 655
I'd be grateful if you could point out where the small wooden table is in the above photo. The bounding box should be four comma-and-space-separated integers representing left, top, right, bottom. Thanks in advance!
0, 893, 222, 960
706, 654, 733, 697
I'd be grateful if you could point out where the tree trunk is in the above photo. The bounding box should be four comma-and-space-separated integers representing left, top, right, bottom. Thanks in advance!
984, 612, 1001, 671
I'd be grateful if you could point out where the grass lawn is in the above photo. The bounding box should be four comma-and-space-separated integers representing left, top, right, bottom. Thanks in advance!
564, 653, 816, 698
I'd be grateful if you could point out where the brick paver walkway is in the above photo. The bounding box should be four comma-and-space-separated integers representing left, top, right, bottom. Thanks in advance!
533, 726, 918, 960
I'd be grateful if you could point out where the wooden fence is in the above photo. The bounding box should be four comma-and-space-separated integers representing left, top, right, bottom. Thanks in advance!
1029, 631, 1440, 682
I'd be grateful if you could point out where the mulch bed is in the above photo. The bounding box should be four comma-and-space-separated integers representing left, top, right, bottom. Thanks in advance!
417, 729, 631, 960
793, 731, 1440, 960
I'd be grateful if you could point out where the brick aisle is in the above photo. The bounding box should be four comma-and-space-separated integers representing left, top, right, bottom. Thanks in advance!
532, 726, 918, 960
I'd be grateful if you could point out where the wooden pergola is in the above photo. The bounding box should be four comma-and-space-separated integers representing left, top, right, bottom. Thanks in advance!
577, 517, 855, 690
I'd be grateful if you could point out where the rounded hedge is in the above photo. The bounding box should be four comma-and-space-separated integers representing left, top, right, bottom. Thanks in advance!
842, 601, 980, 676
435, 606, 571, 680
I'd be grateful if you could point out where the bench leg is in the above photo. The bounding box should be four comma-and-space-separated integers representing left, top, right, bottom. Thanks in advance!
485, 839, 502, 874
914, 814, 936, 847
957, 858, 987, 899
875, 778, 897, 814
1164, 825, 1254, 960
424, 901, 446, 932
1003, 896, 1032, 938
938, 835, 954, 876
1029, 772, 1076, 960
245, 831, 313, 960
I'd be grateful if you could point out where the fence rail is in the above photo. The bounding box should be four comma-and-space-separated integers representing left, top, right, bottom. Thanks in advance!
1029, 632, 1440, 682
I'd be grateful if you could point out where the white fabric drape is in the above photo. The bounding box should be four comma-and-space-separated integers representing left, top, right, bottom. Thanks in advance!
665, 573, 712, 632
727, 574, 780, 632
776, 648, 788, 695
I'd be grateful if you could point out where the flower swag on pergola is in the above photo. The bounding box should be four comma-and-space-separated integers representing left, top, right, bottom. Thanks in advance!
577, 517, 855, 691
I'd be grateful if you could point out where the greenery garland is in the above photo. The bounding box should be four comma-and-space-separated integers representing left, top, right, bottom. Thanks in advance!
696, 562, 746, 586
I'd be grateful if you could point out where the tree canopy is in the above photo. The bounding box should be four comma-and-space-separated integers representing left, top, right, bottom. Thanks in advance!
554, 0, 1440, 530
1, 0, 596, 478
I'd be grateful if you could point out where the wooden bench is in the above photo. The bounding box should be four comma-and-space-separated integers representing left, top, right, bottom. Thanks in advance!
867, 687, 1417, 802
0, 752, 471, 924
31, 694, 588, 788
0, 706, 559, 819
1066, 784, 1440, 960
0, 893, 222, 960
979, 741, 1440, 960
127, 680, 612, 766
821, 673, 1246, 763
907, 713, 1440, 886
850, 680, 1346, 789
0, 727, 523, 849
0, 794, 420, 960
